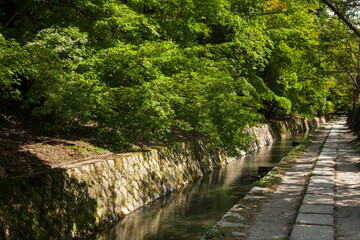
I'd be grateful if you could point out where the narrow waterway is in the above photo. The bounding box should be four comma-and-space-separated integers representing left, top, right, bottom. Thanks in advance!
93, 133, 310, 240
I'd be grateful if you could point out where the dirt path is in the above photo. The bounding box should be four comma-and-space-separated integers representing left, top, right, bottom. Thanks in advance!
334, 122, 360, 240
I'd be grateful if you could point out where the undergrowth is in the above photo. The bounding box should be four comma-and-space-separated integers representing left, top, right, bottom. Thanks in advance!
254, 135, 314, 188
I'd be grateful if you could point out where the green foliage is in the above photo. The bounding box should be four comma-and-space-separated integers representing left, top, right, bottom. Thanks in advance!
126, 0, 231, 45
92, 2, 160, 46
91, 41, 264, 152
275, 96, 292, 113
204, 227, 227, 238
70, 141, 106, 157
0, 0, 350, 153
318, 15, 360, 116
0, 34, 23, 102
260, 1, 328, 116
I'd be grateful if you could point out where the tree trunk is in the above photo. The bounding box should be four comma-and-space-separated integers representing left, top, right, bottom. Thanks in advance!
320, 0, 360, 39
351, 75, 360, 129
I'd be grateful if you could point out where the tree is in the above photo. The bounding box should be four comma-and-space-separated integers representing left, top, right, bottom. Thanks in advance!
258, 1, 332, 117
320, 0, 360, 38
0, 0, 340, 153
319, 0, 360, 126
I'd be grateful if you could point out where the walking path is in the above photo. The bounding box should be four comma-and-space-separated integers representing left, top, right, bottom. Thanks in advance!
334, 120, 360, 240
245, 124, 331, 240
289, 122, 339, 239
206, 119, 360, 240
290, 119, 360, 240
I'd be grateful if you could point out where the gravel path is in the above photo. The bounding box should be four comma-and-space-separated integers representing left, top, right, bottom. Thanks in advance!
334, 120, 360, 240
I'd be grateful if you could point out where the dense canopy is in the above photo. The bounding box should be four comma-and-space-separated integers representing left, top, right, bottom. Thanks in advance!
1, 0, 359, 154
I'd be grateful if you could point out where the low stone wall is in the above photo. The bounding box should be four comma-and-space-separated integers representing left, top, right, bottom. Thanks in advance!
0, 117, 325, 239
248, 117, 325, 151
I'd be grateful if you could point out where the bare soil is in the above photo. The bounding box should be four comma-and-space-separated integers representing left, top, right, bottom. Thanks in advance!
0, 113, 112, 177
0, 112, 203, 177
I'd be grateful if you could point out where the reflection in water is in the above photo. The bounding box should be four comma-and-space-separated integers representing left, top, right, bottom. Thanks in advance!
94, 134, 309, 240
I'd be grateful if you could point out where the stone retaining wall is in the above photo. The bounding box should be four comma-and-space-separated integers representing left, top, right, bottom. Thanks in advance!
248, 117, 324, 151
0, 117, 325, 239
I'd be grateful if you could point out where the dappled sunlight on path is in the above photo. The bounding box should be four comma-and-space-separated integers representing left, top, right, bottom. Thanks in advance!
334, 121, 360, 240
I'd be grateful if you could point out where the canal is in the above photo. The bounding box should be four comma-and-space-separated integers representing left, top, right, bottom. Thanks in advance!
93, 133, 310, 240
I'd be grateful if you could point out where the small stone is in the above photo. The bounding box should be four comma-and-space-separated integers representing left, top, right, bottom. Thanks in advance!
215, 220, 250, 228
126, 203, 135, 212
235, 204, 251, 210
232, 232, 246, 236
248, 187, 269, 195
223, 211, 245, 221
120, 207, 130, 215
230, 206, 241, 212
244, 195, 267, 200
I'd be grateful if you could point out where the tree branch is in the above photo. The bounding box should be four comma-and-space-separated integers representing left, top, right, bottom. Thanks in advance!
3, 0, 50, 28
320, 0, 360, 39
344, 43, 358, 66
4, 12, 20, 28
345, 40, 360, 63
337, 61, 358, 86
